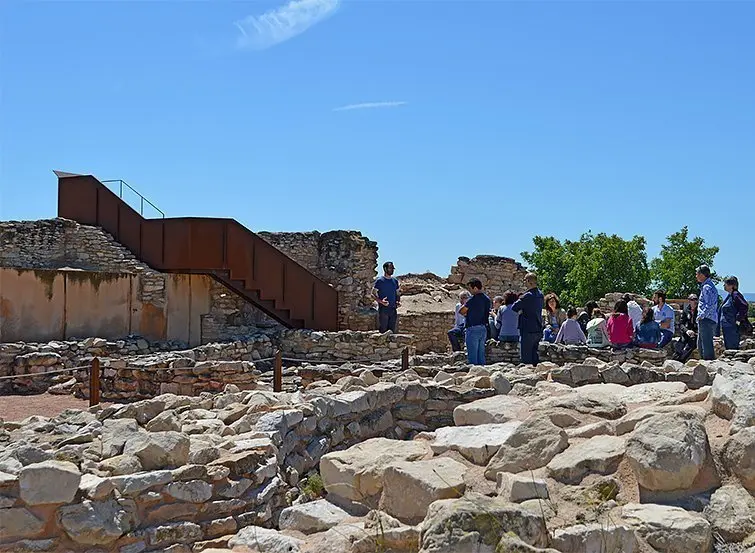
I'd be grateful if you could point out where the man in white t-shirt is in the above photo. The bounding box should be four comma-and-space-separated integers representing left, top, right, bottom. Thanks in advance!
652, 289, 676, 348
623, 293, 643, 329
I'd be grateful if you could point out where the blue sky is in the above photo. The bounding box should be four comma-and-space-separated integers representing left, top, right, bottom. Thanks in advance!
1, 1, 753, 290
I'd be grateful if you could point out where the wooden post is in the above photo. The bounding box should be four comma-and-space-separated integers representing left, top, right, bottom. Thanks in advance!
89, 357, 101, 407
401, 347, 409, 371
273, 350, 283, 392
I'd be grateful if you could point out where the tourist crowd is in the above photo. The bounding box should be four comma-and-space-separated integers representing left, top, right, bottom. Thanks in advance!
373, 261, 751, 367
444, 265, 750, 366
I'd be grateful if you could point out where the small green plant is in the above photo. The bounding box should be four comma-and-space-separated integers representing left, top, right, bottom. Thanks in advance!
300, 472, 325, 499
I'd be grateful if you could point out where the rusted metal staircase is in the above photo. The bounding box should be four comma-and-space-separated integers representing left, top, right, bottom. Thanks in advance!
56, 172, 338, 330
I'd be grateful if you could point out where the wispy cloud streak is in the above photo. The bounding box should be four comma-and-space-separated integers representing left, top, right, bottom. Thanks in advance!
234, 0, 339, 50
332, 101, 408, 112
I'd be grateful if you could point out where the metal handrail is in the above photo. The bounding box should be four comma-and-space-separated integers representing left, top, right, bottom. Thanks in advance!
102, 179, 165, 218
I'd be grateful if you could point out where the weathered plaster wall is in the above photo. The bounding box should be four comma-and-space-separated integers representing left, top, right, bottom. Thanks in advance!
0, 269, 225, 345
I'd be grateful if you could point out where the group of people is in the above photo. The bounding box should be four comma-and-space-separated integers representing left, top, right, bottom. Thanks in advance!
444, 264, 751, 366
372, 260, 750, 367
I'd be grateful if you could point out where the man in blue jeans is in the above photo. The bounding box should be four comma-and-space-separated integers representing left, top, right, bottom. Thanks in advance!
373, 262, 400, 333
652, 289, 675, 348
512, 273, 544, 366
459, 279, 491, 365
695, 264, 719, 360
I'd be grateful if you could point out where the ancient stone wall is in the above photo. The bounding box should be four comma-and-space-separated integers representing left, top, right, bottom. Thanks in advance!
0, 331, 413, 396
448, 255, 529, 298
0, 220, 281, 341
398, 312, 453, 355
259, 230, 379, 330
0, 381, 494, 552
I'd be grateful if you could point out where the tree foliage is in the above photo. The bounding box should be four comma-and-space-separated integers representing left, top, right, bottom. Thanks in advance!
522, 232, 651, 307
649, 227, 719, 298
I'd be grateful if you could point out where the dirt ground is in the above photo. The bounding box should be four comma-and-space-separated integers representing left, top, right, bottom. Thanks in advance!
0, 393, 98, 422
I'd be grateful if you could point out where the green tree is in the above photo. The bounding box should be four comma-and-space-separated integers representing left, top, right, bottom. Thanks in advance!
520, 236, 571, 300
522, 232, 651, 306
650, 227, 719, 298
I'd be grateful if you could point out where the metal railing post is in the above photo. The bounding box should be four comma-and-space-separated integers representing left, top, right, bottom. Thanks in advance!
89, 357, 101, 407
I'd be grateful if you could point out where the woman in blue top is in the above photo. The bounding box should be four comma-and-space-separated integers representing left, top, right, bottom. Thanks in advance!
635, 307, 662, 349
720, 275, 750, 350
497, 291, 520, 342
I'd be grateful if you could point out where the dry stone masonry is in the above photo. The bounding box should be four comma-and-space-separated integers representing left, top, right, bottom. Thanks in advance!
448, 255, 529, 298
259, 230, 379, 330
2, 355, 754, 552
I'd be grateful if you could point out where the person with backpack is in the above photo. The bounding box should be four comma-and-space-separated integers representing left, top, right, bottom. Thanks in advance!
674, 294, 699, 362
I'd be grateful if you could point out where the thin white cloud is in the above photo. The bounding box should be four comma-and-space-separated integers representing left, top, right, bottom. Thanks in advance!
332, 101, 408, 112
234, 0, 340, 50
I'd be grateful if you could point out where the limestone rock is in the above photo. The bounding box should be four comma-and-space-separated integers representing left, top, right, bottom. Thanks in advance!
703, 485, 755, 542
146, 521, 203, 547
79, 473, 115, 500
622, 503, 712, 553
490, 372, 512, 395
145, 410, 181, 432
380, 457, 467, 524
423, 422, 521, 465
537, 387, 627, 419
566, 420, 614, 439
164, 480, 213, 503
109, 470, 172, 496
320, 437, 431, 503
419, 493, 548, 553
19, 460, 81, 505
551, 523, 639, 553
0, 507, 45, 540
626, 411, 710, 492
496, 472, 549, 502
711, 370, 755, 433
58, 498, 137, 545
546, 436, 626, 483
101, 418, 142, 458
484, 416, 569, 479
278, 499, 350, 534
122, 431, 189, 470
228, 526, 304, 552
722, 427, 755, 491
99, 454, 142, 475
452, 396, 530, 426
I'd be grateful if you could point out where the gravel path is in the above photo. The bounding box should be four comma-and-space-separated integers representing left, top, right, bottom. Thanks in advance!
0, 394, 96, 422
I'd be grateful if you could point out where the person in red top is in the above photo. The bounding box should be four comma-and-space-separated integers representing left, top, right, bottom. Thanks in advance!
606, 300, 634, 349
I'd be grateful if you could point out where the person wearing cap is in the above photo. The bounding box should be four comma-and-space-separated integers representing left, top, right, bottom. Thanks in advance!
373, 261, 400, 333
675, 293, 699, 362
695, 264, 719, 360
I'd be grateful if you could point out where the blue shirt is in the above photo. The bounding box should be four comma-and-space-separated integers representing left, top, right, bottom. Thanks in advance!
374, 276, 400, 309
636, 320, 661, 345
498, 305, 520, 338
512, 288, 544, 334
464, 292, 491, 328
698, 278, 719, 324
653, 303, 675, 333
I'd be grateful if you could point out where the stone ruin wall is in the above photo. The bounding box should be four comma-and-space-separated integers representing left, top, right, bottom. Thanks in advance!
0, 332, 415, 397
448, 255, 529, 298
0, 380, 495, 552
0, 219, 282, 344
258, 230, 379, 331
